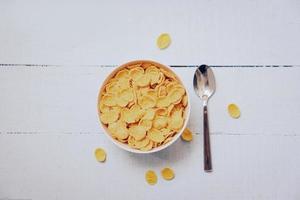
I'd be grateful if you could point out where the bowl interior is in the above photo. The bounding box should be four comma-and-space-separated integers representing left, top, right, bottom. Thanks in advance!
97, 60, 191, 154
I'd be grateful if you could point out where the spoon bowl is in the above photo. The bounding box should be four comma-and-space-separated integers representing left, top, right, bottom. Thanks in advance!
193, 65, 216, 101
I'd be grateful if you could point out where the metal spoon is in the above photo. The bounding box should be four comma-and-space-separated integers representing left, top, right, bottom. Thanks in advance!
193, 65, 216, 172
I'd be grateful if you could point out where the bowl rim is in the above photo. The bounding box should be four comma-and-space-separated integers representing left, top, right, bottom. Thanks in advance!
97, 60, 191, 154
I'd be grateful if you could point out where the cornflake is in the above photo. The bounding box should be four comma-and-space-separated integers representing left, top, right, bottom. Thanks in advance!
161, 167, 175, 180
228, 103, 241, 119
181, 128, 193, 142
157, 33, 171, 49
94, 148, 106, 162
145, 170, 158, 185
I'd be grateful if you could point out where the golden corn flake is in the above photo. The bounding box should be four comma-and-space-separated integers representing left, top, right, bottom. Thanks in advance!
105, 81, 119, 94
94, 148, 106, 162
101, 94, 117, 107
156, 96, 170, 108
149, 72, 161, 85
148, 128, 165, 143
119, 88, 134, 102
135, 75, 151, 87
139, 119, 152, 130
161, 167, 175, 180
153, 116, 168, 129
112, 121, 129, 140
145, 170, 157, 185
158, 85, 167, 97
134, 137, 150, 149
115, 69, 129, 79
142, 108, 155, 120
99, 61, 188, 151
129, 67, 144, 81
121, 105, 144, 123
228, 103, 241, 119
157, 33, 171, 50
168, 111, 184, 131
168, 87, 185, 104
115, 127, 129, 140
166, 82, 179, 93
131, 105, 145, 119
181, 128, 193, 142
145, 65, 159, 73
129, 125, 147, 141
118, 78, 131, 90
146, 67, 161, 85
100, 108, 119, 124
138, 95, 156, 109
140, 140, 153, 151
121, 108, 135, 123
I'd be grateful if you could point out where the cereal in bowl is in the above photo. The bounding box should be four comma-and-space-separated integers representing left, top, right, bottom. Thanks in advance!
99, 62, 188, 151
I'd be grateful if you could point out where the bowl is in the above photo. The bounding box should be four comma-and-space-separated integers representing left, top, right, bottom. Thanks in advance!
97, 60, 190, 153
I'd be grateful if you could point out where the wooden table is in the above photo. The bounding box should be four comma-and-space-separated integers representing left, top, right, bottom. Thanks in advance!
1, 1, 300, 200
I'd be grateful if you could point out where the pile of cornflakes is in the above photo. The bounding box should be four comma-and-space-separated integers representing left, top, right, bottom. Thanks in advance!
99, 62, 188, 151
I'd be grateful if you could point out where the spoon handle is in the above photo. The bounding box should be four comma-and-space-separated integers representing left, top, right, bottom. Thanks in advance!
203, 105, 212, 172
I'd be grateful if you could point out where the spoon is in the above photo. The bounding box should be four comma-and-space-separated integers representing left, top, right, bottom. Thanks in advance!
193, 65, 216, 172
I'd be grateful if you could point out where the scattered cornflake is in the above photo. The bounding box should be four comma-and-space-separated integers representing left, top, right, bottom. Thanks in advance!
181, 128, 193, 142
161, 167, 175, 180
156, 33, 171, 49
94, 148, 106, 162
228, 103, 241, 119
145, 170, 158, 185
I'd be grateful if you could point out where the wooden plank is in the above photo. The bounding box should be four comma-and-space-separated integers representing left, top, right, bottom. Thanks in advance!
0, 0, 299, 65
0, 66, 299, 136
0, 134, 299, 199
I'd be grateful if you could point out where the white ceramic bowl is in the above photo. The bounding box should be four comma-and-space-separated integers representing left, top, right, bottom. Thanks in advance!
97, 60, 190, 154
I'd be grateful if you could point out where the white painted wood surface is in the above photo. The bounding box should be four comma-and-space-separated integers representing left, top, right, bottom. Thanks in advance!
1, 0, 300, 199
0, 0, 300, 65
0, 65, 300, 200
